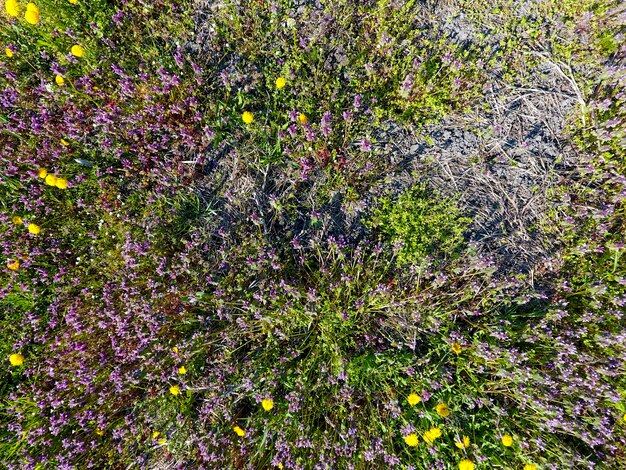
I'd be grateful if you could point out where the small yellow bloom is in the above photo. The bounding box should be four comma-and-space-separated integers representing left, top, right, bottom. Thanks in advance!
459, 460, 475, 470
95, 428, 104, 436
7, 259, 20, 271
407, 393, 421, 406
403, 433, 419, 447
60, 139, 69, 146
152, 431, 160, 439
24, 3, 40, 24
45, 174, 57, 186
157, 438, 167, 445
178, 365, 187, 374
9, 353, 24, 366
68, 0, 77, 3
5, 0, 19, 17
172, 346, 178, 353
623, 413, 626, 423
298, 113, 308, 124
71, 44, 84, 57
501, 434, 513, 447
233, 425, 245, 437
277, 464, 284, 469
55, 178, 68, 189
38, 168, 48, 178
5, 47, 13, 57
524, 465, 538, 470
242, 111, 254, 124
27, 223, 41, 235
169, 385, 180, 396
423, 427, 442, 444
261, 398, 274, 411
435, 403, 450, 417
455, 436, 470, 449
452, 342, 462, 354
275, 77, 286, 89
12, 215, 22, 225
55, 75, 65, 86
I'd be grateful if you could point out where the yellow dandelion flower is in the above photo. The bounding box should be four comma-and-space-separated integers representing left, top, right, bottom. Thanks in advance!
459, 460, 475, 470
12, 215, 22, 225
71, 44, 84, 57
407, 393, 421, 406
172, 346, 178, 353
38, 168, 48, 178
501, 434, 513, 447
5, 47, 13, 57
455, 436, 470, 449
45, 174, 57, 186
429, 427, 442, 438
68, 0, 77, 3
7, 259, 20, 271
178, 365, 187, 375
524, 465, 538, 470
24, 3, 40, 24
9, 353, 24, 366
403, 433, 419, 447
435, 403, 450, 417
157, 438, 167, 445
298, 113, 308, 124
233, 425, 245, 437
5, 0, 19, 17
275, 77, 286, 89
27, 223, 41, 235
60, 139, 69, 146
95, 428, 104, 436
242, 111, 254, 124
152, 431, 160, 439
169, 385, 180, 396
423, 427, 442, 444
55, 178, 68, 189
452, 342, 462, 354
55, 75, 64, 86
261, 398, 274, 411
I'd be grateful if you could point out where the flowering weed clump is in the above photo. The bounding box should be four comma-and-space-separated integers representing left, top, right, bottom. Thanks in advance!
1, 0, 626, 469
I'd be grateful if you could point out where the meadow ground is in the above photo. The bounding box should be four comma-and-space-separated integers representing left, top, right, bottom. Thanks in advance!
1, 0, 625, 468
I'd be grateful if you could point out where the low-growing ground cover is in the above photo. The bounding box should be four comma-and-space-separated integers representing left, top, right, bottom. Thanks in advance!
1, 0, 625, 468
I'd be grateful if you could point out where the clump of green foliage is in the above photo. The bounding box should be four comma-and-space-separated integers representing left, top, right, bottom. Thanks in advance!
369, 185, 471, 266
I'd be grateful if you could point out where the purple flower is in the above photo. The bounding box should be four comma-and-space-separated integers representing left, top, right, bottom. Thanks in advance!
399, 74, 414, 97
112, 10, 124, 26
321, 123, 332, 137
174, 47, 185, 69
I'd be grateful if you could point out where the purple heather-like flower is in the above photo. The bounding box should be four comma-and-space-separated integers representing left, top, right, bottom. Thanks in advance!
359, 139, 372, 152
399, 74, 414, 98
